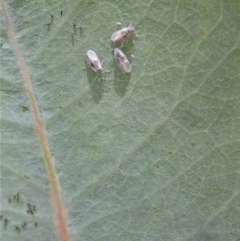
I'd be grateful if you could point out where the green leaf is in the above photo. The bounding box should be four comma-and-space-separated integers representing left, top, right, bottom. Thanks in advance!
1, 0, 240, 241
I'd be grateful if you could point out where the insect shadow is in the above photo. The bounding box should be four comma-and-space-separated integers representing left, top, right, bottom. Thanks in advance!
85, 62, 104, 104
112, 60, 131, 97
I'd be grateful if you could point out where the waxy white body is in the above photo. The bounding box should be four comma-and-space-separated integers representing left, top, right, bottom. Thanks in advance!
85, 50, 105, 74
114, 48, 131, 73
111, 25, 135, 44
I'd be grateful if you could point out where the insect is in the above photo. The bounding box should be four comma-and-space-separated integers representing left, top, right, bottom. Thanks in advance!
111, 25, 135, 44
114, 48, 132, 73
85, 50, 108, 74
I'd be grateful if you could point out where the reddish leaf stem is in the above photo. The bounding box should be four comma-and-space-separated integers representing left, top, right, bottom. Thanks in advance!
1, 1, 72, 241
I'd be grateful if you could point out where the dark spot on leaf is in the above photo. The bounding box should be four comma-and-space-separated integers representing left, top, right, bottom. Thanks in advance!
51, 14, 54, 24
71, 35, 74, 46
60, 10, 63, 17
22, 222, 27, 229
73, 23, 77, 34
16, 192, 20, 202
199, 28, 208, 38
46, 23, 51, 32
4, 218, 8, 230
79, 26, 83, 37
15, 226, 21, 233
22, 105, 29, 112
11, 192, 20, 203
26, 203, 36, 216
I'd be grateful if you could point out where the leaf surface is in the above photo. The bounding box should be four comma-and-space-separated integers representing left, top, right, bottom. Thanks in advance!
1, 0, 240, 241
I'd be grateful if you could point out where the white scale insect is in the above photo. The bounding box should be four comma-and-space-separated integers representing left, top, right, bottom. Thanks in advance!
114, 48, 132, 73
111, 25, 135, 44
85, 50, 108, 74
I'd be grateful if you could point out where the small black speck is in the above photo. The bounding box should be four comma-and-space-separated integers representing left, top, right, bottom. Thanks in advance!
51, 14, 54, 24
4, 218, 8, 230
71, 34, 74, 46
22, 105, 29, 112
13, 193, 20, 202
60, 10, 63, 17
16, 192, 20, 202
46, 23, 51, 32
22, 222, 27, 229
27, 203, 36, 215
79, 26, 83, 37
34, 222, 38, 228
73, 23, 77, 34
15, 226, 21, 234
